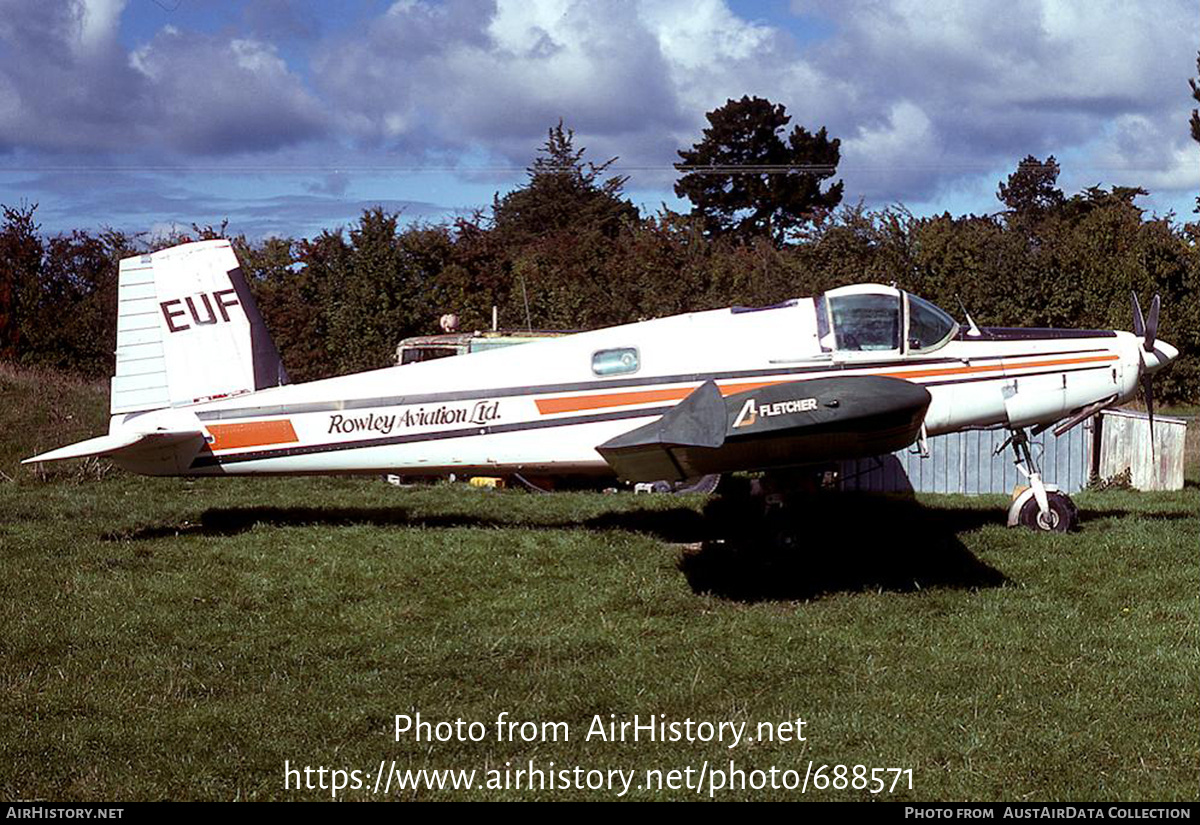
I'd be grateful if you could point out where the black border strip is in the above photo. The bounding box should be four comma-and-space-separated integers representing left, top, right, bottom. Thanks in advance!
959, 326, 1117, 340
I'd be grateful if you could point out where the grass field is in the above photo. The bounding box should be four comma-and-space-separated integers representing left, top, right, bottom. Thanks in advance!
1, 365, 1197, 801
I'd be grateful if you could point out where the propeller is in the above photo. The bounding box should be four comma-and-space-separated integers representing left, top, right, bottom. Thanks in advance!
1131, 292, 1162, 455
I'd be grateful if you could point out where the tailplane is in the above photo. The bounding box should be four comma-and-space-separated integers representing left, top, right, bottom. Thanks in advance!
23, 429, 208, 474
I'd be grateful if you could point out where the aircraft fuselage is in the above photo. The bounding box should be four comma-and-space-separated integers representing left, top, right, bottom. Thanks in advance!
109, 297, 1147, 478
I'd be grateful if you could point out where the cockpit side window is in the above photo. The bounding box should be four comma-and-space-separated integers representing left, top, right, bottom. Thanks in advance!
906, 294, 956, 352
829, 293, 900, 351
815, 295, 832, 352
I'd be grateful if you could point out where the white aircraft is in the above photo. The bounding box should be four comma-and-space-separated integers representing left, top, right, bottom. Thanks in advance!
25, 239, 1178, 532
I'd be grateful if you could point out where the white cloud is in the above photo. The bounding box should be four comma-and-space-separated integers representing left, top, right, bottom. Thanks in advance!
784, 0, 1199, 204
300, 0, 1198, 209
1076, 113, 1200, 197
126, 28, 328, 155
844, 100, 937, 164
75, 0, 126, 55
315, 0, 683, 169
640, 0, 776, 71
2, 0, 1195, 232
0, 2, 327, 157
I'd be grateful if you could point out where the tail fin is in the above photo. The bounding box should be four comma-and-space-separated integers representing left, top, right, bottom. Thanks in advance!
112, 240, 287, 415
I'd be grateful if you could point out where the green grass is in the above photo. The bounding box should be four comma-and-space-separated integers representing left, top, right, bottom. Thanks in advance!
1, 366, 1196, 801
0, 363, 114, 484
1, 477, 1195, 801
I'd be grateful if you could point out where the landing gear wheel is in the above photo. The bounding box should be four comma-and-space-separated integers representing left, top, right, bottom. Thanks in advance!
762, 507, 801, 551
1017, 491, 1079, 533
674, 474, 722, 495
651, 474, 721, 494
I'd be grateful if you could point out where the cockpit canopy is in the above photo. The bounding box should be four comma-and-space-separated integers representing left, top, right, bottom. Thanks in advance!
818, 284, 958, 355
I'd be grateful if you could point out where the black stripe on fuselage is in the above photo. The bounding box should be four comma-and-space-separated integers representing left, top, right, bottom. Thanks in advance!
192, 361, 1116, 469
921, 362, 1114, 388
191, 404, 676, 468
959, 327, 1117, 341
193, 346, 1114, 422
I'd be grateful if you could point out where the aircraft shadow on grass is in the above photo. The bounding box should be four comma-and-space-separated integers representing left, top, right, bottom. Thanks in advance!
675, 494, 1008, 602
100, 492, 1026, 603
671, 498, 1191, 602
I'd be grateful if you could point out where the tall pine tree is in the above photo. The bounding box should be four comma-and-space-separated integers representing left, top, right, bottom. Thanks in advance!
675, 96, 842, 245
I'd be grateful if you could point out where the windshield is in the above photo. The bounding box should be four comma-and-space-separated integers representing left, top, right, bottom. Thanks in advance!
906, 294, 957, 352
829, 293, 901, 351
399, 346, 459, 365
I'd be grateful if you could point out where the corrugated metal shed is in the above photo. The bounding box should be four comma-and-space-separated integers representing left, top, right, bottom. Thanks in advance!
1095, 409, 1187, 491
838, 409, 1188, 494
839, 421, 1094, 495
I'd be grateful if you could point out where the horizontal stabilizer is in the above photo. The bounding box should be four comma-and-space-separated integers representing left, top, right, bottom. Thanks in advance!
24, 429, 207, 469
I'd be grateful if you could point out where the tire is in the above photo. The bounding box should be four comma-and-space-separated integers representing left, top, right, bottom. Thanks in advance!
514, 474, 720, 494
671, 474, 722, 495
1017, 491, 1079, 532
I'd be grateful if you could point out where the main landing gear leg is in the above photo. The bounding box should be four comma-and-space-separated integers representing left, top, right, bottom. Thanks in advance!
1000, 428, 1079, 533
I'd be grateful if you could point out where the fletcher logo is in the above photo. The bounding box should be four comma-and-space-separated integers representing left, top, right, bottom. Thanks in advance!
328, 400, 501, 436
732, 396, 818, 429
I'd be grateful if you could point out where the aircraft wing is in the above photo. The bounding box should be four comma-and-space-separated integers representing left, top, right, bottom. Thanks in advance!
597, 377, 931, 482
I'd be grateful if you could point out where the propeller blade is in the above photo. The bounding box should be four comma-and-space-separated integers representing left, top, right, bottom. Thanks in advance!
1142, 374, 1156, 462
1132, 292, 1145, 339
1144, 294, 1160, 352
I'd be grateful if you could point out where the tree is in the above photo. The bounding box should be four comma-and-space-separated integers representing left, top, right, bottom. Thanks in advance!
235, 236, 323, 382
1190, 51, 1199, 211
0, 202, 41, 360
491, 121, 638, 242
1191, 51, 1200, 145
469, 122, 642, 331
997, 155, 1064, 220
37, 229, 131, 376
292, 228, 351, 379
294, 208, 458, 376
327, 208, 407, 374
1059, 184, 1149, 223
674, 96, 843, 244
0, 203, 133, 376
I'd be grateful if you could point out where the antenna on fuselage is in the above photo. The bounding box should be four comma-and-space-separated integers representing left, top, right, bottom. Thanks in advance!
956, 296, 982, 337
519, 275, 533, 332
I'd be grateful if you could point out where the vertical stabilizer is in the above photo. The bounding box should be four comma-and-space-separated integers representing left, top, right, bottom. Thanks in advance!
111, 240, 287, 415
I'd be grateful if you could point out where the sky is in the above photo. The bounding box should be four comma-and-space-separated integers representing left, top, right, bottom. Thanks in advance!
0, 0, 1196, 240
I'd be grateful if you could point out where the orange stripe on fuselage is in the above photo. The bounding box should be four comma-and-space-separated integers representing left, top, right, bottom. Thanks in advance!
535, 386, 694, 414
879, 353, 1116, 380
206, 419, 299, 451
533, 380, 792, 414
533, 354, 1118, 415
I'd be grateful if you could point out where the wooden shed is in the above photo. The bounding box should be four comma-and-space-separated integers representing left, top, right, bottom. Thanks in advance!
1093, 409, 1188, 491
